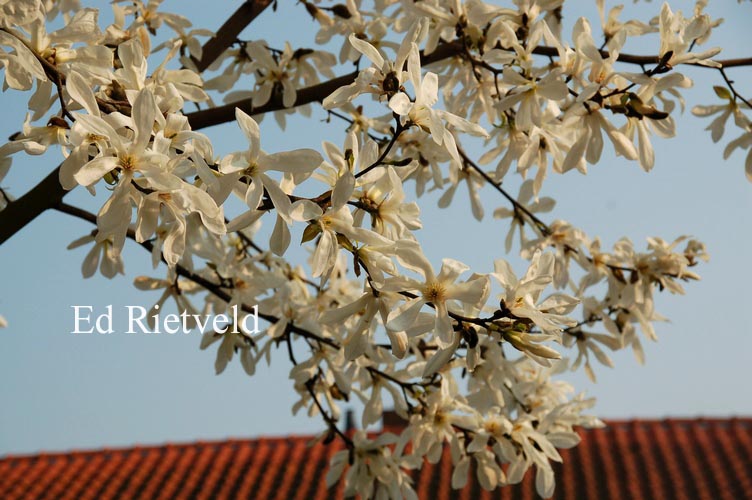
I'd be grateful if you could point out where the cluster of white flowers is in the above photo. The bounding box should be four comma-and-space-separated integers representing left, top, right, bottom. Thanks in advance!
0, 0, 743, 497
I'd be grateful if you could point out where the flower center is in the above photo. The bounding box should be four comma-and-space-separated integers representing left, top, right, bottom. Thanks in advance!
87, 133, 106, 143
433, 411, 446, 426
119, 155, 136, 171
244, 162, 258, 177
484, 419, 507, 437
359, 195, 380, 214
423, 281, 446, 303
41, 47, 57, 66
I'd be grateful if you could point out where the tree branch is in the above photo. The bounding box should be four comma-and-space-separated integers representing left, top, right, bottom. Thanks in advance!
2, 26, 750, 246
192, 0, 274, 72
0, 167, 67, 245
0, 3, 268, 246
185, 40, 465, 129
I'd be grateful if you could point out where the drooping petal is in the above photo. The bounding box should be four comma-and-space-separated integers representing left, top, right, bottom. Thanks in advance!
244, 175, 264, 211
74, 156, 119, 186
131, 89, 157, 153
235, 108, 261, 161
270, 214, 291, 256
66, 71, 100, 117
260, 149, 323, 174
348, 34, 384, 68
261, 173, 293, 221
422, 333, 459, 378
331, 171, 355, 210
386, 296, 425, 332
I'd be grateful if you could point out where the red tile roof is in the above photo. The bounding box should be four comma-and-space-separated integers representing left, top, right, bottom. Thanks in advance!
1, 418, 750, 499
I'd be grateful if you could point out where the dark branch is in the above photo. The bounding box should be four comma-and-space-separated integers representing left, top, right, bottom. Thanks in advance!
0, 4, 267, 246
0, 167, 67, 246
192, 0, 274, 72
2, 27, 750, 246
186, 40, 465, 129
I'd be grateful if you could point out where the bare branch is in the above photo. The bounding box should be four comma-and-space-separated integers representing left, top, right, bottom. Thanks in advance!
192, 0, 274, 72
2, 25, 750, 246
186, 40, 465, 129
0, 167, 67, 245
0, 3, 271, 246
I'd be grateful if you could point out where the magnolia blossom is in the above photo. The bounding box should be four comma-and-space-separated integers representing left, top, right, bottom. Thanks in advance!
323, 23, 421, 109
383, 241, 488, 348
0, 1, 739, 498
67, 231, 125, 279
221, 108, 322, 219
327, 431, 416, 499
388, 45, 489, 166
658, 3, 721, 68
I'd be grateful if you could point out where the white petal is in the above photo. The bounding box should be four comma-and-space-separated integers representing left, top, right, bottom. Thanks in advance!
386, 297, 425, 332
261, 173, 293, 220
348, 34, 384, 68
260, 149, 322, 174
66, 71, 100, 117
74, 156, 118, 186
131, 89, 157, 153
270, 214, 291, 255
235, 108, 261, 160
422, 335, 458, 378
388, 92, 412, 116
331, 171, 355, 210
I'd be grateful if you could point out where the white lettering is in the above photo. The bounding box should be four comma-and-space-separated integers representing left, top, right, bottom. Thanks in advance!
240, 305, 260, 335
193, 313, 210, 333
127, 306, 149, 333
163, 313, 180, 334
213, 314, 229, 333
151, 304, 160, 334
71, 306, 94, 334
96, 305, 114, 334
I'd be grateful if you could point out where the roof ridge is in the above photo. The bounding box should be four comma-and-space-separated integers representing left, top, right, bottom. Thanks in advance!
1, 417, 750, 461
0, 433, 323, 461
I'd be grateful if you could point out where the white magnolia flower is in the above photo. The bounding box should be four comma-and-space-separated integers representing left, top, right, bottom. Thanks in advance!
308, 204, 391, 279
493, 252, 578, 338
222, 108, 322, 220
67, 231, 125, 278
388, 45, 488, 166
323, 22, 421, 109
658, 3, 721, 68
327, 431, 416, 499
383, 240, 488, 348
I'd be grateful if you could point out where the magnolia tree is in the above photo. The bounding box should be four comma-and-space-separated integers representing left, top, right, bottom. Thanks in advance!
0, 0, 750, 497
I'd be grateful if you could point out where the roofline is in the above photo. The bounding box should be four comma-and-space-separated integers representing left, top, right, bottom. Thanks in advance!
2, 416, 750, 461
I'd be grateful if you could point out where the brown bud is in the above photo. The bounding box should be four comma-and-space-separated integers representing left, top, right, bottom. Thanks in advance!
382, 72, 399, 94
330, 4, 351, 18
48, 116, 70, 129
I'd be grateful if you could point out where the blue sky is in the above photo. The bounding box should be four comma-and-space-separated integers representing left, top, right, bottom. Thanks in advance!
1, 1, 751, 455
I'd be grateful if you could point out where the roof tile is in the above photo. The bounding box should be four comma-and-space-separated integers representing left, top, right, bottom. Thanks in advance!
0, 418, 750, 499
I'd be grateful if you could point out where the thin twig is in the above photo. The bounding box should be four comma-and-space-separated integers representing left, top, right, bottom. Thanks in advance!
718, 67, 752, 110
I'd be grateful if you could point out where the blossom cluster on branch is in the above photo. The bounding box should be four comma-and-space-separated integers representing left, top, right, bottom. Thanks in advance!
0, 0, 748, 497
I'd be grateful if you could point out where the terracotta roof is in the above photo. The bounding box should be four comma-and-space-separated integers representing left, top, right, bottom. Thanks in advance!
1, 418, 750, 499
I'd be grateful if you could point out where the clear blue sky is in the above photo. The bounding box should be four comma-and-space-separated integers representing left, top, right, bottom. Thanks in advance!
1, 1, 751, 455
